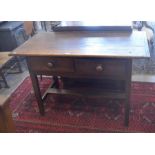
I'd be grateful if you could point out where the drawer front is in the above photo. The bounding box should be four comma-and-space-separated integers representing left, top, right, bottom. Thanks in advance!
75, 58, 126, 77
29, 57, 74, 73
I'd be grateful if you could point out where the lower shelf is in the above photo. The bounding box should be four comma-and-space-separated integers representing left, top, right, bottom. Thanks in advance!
43, 87, 126, 99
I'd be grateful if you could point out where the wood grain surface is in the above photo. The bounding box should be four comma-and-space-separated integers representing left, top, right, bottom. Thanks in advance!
11, 31, 150, 59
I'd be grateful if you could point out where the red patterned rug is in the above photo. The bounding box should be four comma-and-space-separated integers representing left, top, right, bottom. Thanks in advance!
8, 77, 155, 132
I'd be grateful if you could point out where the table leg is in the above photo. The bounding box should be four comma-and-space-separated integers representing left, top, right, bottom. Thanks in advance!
29, 72, 45, 115
124, 60, 132, 126
0, 69, 9, 88
53, 76, 59, 88
124, 96, 130, 126
15, 56, 23, 73
26, 58, 45, 115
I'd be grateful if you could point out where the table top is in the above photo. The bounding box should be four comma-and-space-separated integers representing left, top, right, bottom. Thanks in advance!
11, 31, 150, 59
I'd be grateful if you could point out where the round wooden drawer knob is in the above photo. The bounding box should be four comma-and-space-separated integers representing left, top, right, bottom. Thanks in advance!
96, 65, 103, 72
47, 62, 54, 67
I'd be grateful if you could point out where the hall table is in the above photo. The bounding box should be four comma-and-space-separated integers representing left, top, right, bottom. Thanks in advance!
11, 31, 150, 126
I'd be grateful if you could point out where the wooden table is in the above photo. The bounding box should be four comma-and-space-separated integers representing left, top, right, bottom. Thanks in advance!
11, 31, 150, 126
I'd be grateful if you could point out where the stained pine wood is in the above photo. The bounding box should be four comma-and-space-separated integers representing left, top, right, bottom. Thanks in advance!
11, 30, 150, 127
44, 88, 127, 99
11, 31, 150, 59
29, 57, 74, 73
